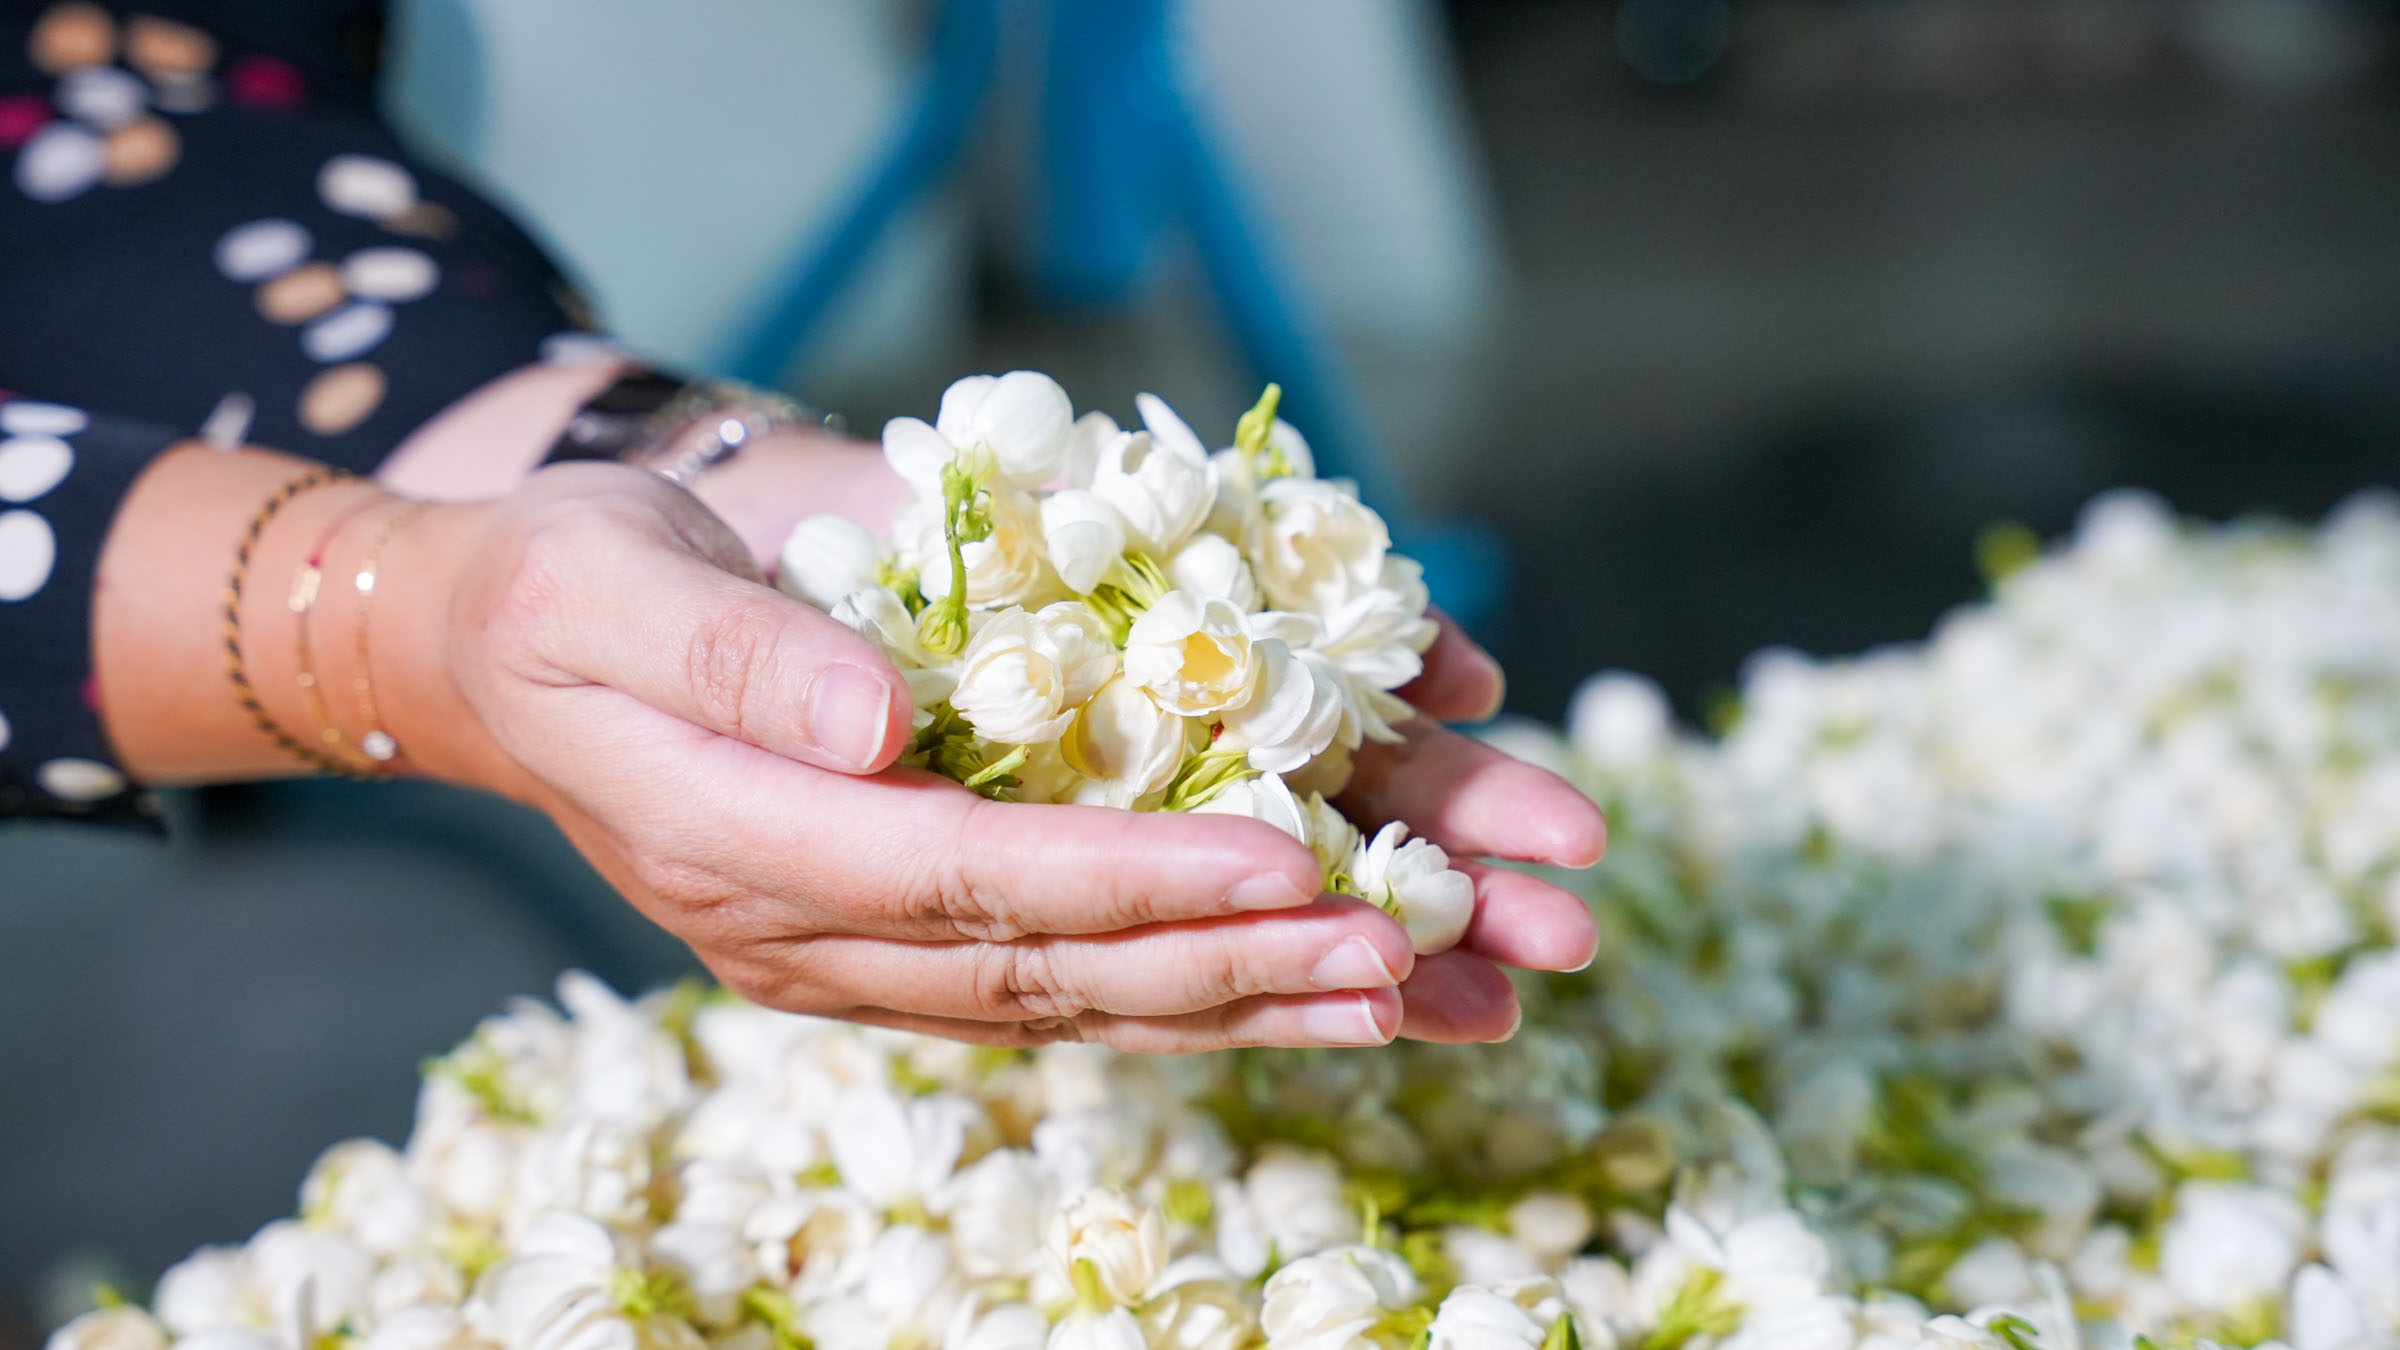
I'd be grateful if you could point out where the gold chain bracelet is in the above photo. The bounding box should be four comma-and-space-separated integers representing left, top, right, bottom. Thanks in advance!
350, 501, 431, 766
223, 467, 371, 778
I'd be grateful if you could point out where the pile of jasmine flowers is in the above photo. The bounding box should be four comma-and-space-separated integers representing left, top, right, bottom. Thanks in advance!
48, 491, 2400, 1350
776, 373, 1472, 954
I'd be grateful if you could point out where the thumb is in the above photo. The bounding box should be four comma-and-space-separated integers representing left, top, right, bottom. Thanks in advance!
514, 511, 913, 774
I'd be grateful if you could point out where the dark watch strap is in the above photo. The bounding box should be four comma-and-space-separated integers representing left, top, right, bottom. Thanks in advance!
544, 370, 692, 464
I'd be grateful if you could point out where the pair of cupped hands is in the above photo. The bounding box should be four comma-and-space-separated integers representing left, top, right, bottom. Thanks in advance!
387, 417, 1606, 1055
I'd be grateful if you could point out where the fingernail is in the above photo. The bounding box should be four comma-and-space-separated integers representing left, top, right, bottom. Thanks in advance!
1226, 872, 1309, 911
808, 665, 893, 770
1488, 1001, 1525, 1043
1310, 935, 1400, 991
1301, 993, 1389, 1046
1476, 650, 1508, 721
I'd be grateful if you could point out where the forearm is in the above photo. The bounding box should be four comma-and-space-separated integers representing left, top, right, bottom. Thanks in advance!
94, 445, 404, 785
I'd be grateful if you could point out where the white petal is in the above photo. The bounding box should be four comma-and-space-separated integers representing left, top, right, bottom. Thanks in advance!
778, 515, 880, 609
934, 375, 999, 442
964, 371, 1073, 483
881, 416, 956, 497
1039, 491, 1125, 594
1136, 392, 1209, 464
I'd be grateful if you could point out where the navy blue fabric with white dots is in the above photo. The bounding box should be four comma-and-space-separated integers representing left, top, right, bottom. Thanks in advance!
0, 1, 581, 823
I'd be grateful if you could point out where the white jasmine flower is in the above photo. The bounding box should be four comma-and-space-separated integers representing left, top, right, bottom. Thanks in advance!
938, 373, 1076, 484
1299, 792, 1364, 883
1060, 675, 1191, 806
1046, 1309, 1146, 1350
1258, 1246, 1419, 1350
1345, 822, 1475, 955
1134, 393, 1212, 468
799, 1225, 964, 1350
1088, 426, 1214, 557
403, 1079, 522, 1229
46, 1307, 168, 1350
356, 1307, 488, 1350
368, 1255, 466, 1322
2158, 1181, 2308, 1314
885, 372, 1074, 494
470, 1212, 705, 1350
1312, 558, 1438, 693
1191, 772, 1311, 844
946, 1149, 1051, 1280
951, 604, 1116, 745
1139, 1276, 1257, 1350
1247, 478, 1390, 616
299, 1140, 429, 1259
824, 1085, 977, 1215
1215, 639, 1346, 776
1124, 591, 1259, 718
245, 1222, 372, 1344
1242, 1151, 1359, 1265
512, 1114, 651, 1229
947, 1301, 1048, 1350
912, 487, 1056, 612
1509, 1193, 1597, 1268
2288, 1264, 2374, 1350
778, 516, 881, 610
1039, 491, 1127, 595
1166, 533, 1261, 610
1427, 1287, 1547, 1350
1568, 672, 1674, 771
1045, 1188, 1169, 1308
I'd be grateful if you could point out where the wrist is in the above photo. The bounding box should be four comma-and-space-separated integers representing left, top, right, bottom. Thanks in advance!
688, 429, 906, 570
367, 497, 533, 801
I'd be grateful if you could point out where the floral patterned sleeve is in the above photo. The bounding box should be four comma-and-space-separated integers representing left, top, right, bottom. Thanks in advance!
0, 1, 589, 824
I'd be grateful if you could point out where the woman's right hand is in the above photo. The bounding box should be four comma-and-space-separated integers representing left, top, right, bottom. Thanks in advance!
380, 463, 1428, 1053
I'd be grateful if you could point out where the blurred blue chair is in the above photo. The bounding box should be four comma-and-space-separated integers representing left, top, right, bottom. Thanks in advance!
720, 0, 1509, 632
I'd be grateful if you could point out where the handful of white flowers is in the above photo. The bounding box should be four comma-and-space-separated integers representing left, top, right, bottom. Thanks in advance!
777, 373, 1473, 954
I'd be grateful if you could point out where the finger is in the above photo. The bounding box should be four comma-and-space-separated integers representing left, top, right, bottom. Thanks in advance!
1397, 950, 1522, 1043
490, 481, 911, 773
839, 987, 1403, 1054
1454, 860, 1600, 972
534, 706, 1329, 940
742, 895, 1415, 1022
1340, 720, 1607, 868
1399, 608, 1505, 723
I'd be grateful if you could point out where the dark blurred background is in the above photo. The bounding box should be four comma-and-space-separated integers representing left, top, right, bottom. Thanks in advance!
4, 0, 2398, 1338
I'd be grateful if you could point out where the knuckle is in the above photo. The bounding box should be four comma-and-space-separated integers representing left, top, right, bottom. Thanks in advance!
480, 502, 645, 666
920, 800, 1029, 943
1019, 1014, 1091, 1046
704, 944, 841, 1017
1189, 928, 1257, 1006
683, 603, 784, 741
970, 941, 1085, 1021
626, 848, 727, 906
1007, 943, 1085, 1021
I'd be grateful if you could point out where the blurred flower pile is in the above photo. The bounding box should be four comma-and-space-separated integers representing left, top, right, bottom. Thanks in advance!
49, 491, 2400, 1350
779, 373, 1468, 954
